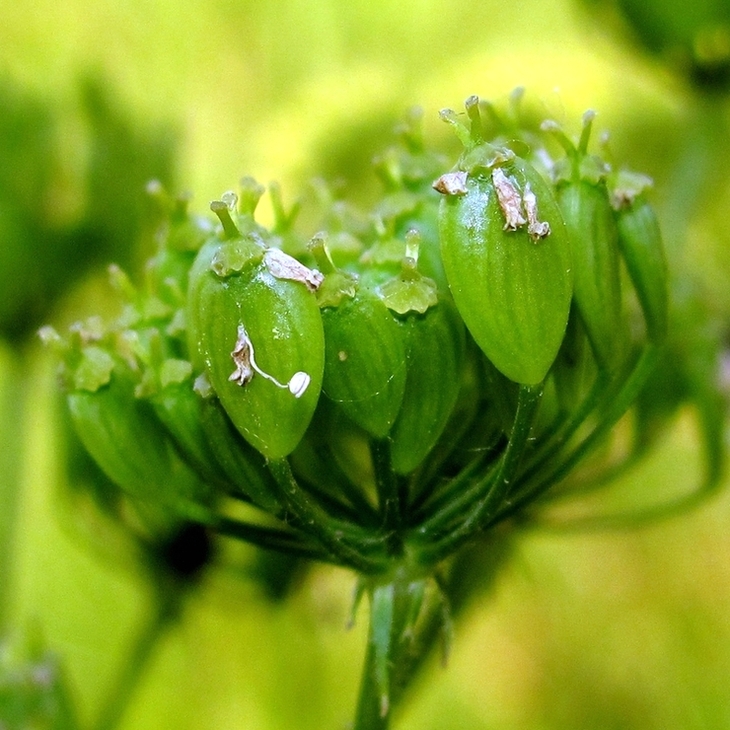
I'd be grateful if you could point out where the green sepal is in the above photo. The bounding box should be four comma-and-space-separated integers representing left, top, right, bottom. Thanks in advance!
320, 289, 406, 438
307, 231, 359, 308
557, 180, 627, 372
389, 299, 466, 475
438, 157, 572, 384
393, 206, 448, 293
71, 345, 115, 392
378, 258, 438, 316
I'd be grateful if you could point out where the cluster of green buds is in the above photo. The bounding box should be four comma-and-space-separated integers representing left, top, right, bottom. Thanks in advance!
44, 94, 709, 726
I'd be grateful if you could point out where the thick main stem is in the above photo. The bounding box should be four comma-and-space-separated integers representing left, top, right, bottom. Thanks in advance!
354, 573, 431, 730
355, 633, 391, 730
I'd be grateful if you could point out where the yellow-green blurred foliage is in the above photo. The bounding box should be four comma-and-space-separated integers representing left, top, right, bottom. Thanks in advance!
2, 0, 730, 728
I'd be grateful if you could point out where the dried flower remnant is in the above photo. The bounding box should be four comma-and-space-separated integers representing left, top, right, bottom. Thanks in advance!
609, 171, 654, 211
492, 168, 527, 230
432, 171, 469, 196
264, 248, 324, 291
523, 184, 551, 240
229, 324, 256, 387
229, 323, 311, 398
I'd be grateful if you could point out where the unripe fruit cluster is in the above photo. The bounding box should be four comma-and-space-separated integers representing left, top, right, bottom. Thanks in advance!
44, 94, 669, 573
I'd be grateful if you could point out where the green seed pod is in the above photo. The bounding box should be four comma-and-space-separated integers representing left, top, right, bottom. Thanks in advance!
545, 113, 628, 373
415, 340, 492, 476
550, 304, 595, 413
612, 185, 668, 343
557, 179, 626, 372
362, 229, 465, 474
198, 395, 281, 513
310, 233, 407, 439
185, 235, 242, 373
320, 289, 406, 438
437, 157, 572, 385
188, 202, 325, 460
66, 354, 207, 509
147, 365, 231, 489
289, 395, 376, 507
389, 297, 465, 475
394, 205, 447, 293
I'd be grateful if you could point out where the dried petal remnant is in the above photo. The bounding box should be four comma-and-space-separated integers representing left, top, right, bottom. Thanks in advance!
609, 172, 653, 211
523, 183, 551, 240
229, 323, 310, 398
492, 168, 527, 231
264, 248, 324, 291
229, 324, 255, 386
432, 171, 468, 196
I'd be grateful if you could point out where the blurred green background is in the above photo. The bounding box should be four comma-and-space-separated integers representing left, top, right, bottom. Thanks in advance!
2, 0, 730, 728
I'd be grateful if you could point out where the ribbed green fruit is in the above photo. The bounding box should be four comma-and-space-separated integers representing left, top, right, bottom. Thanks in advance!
615, 195, 668, 343
188, 240, 325, 460
199, 397, 281, 512
438, 159, 573, 385
389, 299, 465, 474
557, 180, 627, 372
149, 376, 230, 488
550, 305, 594, 413
321, 289, 406, 438
68, 366, 206, 508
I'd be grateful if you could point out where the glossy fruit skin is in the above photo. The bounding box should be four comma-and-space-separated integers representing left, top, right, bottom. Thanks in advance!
149, 379, 230, 488
615, 195, 668, 343
389, 299, 465, 475
557, 180, 626, 372
550, 304, 594, 412
68, 368, 207, 508
199, 396, 281, 513
186, 237, 229, 372
188, 242, 325, 461
438, 159, 573, 385
320, 289, 406, 438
